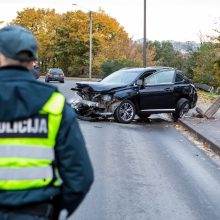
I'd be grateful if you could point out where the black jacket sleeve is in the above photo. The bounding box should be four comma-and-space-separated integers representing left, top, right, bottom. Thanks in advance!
54, 102, 94, 216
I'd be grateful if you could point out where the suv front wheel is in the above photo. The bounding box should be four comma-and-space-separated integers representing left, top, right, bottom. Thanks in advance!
114, 100, 136, 124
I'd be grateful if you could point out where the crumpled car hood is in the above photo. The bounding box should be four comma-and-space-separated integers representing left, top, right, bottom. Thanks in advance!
74, 81, 126, 92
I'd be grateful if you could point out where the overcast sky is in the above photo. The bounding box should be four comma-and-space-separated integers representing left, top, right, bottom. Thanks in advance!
0, 0, 219, 42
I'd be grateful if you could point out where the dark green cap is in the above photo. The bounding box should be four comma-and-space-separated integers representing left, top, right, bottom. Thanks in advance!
0, 25, 38, 61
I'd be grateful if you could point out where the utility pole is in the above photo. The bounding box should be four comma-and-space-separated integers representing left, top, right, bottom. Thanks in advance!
89, 11, 92, 79
143, 0, 147, 67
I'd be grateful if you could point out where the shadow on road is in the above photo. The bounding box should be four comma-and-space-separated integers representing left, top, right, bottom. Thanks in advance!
77, 114, 174, 125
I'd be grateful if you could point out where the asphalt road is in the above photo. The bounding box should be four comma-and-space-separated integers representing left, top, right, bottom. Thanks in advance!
48, 80, 220, 220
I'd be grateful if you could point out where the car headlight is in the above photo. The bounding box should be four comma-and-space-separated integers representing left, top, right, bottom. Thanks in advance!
102, 94, 112, 102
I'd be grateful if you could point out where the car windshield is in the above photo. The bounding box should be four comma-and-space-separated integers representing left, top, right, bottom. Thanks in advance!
101, 69, 142, 85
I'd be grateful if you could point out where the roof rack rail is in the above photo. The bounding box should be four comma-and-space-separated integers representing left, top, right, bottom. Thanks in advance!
120, 67, 137, 70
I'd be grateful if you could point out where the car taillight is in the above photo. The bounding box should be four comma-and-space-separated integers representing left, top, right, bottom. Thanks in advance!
60, 74, 64, 77
48, 74, 52, 77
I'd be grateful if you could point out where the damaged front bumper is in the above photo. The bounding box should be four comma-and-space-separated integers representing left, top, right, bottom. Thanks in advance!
71, 98, 121, 118
74, 99, 100, 108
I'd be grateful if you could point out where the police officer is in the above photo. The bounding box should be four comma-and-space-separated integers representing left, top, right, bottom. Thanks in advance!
31, 61, 40, 79
0, 25, 94, 219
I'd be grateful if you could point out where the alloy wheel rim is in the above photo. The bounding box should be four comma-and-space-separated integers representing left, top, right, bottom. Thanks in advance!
179, 103, 190, 117
119, 103, 134, 121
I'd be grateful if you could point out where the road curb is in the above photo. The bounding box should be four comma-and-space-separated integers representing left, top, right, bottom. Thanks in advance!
178, 119, 220, 155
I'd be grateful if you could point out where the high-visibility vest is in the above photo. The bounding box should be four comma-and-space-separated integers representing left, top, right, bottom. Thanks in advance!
0, 92, 65, 190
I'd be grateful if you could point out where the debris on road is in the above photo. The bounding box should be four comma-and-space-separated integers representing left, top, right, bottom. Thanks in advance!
195, 96, 220, 119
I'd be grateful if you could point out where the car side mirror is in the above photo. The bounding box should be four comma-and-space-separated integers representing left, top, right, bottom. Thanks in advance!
136, 79, 143, 86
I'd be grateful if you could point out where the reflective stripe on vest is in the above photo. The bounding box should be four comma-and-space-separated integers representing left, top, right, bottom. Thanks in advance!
0, 92, 65, 190
0, 166, 53, 180
0, 145, 54, 160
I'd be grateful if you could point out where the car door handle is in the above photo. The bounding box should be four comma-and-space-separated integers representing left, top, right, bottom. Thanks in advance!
164, 88, 171, 91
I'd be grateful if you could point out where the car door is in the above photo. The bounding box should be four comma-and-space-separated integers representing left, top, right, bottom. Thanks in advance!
173, 71, 192, 103
139, 69, 176, 111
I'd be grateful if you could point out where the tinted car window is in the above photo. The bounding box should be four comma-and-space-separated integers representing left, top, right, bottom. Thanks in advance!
102, 69, 142, 85
175, 73, 184, 83
144, 70, 175, 85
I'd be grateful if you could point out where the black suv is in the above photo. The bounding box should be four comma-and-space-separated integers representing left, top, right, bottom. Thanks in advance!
71, 67, 197, 123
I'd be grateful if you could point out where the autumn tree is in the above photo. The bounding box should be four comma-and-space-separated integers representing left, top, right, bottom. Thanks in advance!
92, 10, 142, 73
148, 41, 185, 70
53, 11, 91, 75
12, 8, 62, 73
188, 37, 220, 88
212, 21, 220, 87
55, 9, 151, 75
10, 8, 162, 76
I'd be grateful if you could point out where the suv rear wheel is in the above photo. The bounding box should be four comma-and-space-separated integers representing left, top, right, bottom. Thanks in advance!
172, 98, 190, 121
114, 100, 136, 124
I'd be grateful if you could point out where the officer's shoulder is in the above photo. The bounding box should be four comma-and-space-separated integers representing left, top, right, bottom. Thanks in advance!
63, 102, 76, 117
29, 79, 59, 91
59, 101, 77, 125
